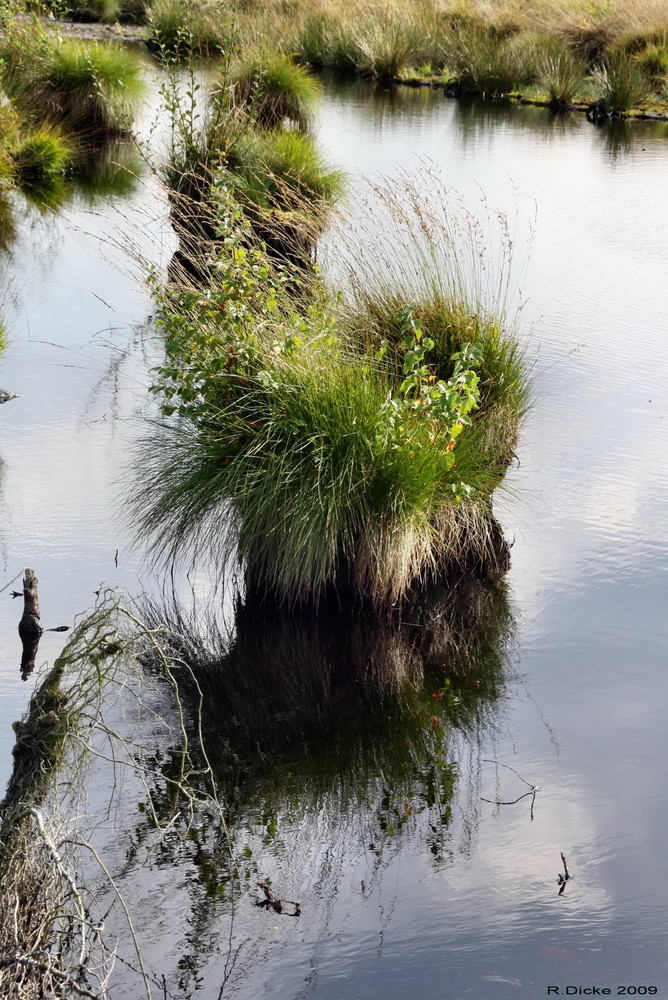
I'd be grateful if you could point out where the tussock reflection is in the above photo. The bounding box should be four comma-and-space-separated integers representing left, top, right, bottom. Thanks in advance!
124, 581, 515, 994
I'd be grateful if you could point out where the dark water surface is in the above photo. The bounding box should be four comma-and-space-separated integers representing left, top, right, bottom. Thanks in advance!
1, 81, 668, 1000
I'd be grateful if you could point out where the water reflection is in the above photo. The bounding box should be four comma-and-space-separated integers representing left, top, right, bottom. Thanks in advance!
68, 139, 144, 204
112, 581, 514, 996
0, 140, 144, 267
0, 194, 16, 250
3, 140, 144, 225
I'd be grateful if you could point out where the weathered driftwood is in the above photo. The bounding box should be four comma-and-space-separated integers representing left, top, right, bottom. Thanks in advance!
18, 570, 42, 680
14, 569, 69, 680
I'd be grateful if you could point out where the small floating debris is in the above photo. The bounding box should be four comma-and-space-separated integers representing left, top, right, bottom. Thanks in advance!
557, 852, 571, 895
256, 881, 301, 917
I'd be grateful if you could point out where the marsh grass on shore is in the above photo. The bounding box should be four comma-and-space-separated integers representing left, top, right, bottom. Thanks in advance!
235, 0, 668, 113
5, 0, 668, 117
148, 0, 230, 57
592, 50, 655, 110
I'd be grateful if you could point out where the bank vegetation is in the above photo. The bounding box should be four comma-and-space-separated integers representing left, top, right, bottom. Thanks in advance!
29, 0, 668, 119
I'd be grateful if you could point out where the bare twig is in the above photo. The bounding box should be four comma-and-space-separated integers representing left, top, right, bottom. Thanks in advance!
481, 759, 539, 820
557, 852, 571, 895
482, 759, 537, 789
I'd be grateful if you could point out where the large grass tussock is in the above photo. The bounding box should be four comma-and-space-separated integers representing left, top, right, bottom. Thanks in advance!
0, 29, 145, 136
133, 176, 528, 606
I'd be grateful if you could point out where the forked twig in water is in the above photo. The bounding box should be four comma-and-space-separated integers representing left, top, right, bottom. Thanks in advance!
481, 759, 540, 820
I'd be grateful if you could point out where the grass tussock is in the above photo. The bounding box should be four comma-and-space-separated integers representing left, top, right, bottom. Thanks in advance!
133, 172, 528, 606
446, 22, 534, 95
0, 28, 145, 136
353, 12, 423, 81
230, 51, 321, 128
162, 60, 341, 273
534, 37, 589, 105
9, 128, 73, 185
592, 50, 655, 109
330, 172, 529, 470
295, 12, 361, 74
634, 41, 668, 85
225, 127, 343, 213
0, 95, 73, 202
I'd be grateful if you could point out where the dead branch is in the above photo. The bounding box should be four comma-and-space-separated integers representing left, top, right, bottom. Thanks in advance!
2, 593, 239, 1000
